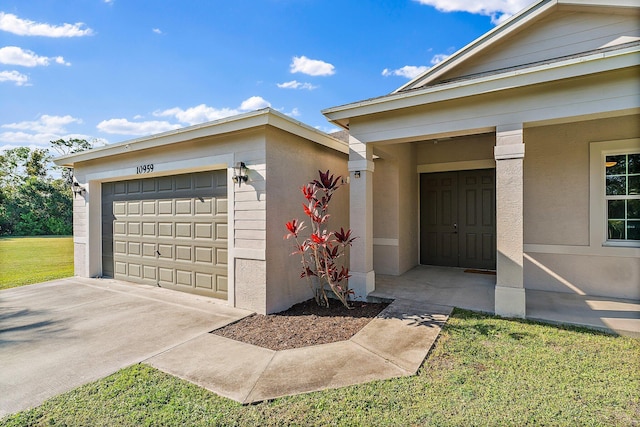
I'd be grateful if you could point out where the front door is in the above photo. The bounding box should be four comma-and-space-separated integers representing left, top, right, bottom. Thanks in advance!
420, 169, 496, 270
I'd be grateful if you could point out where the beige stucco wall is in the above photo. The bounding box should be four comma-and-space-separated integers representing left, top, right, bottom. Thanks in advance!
523, 115, 639, 245
372, 149, 399, 275
372, 143, 419, 275
523, 114, 640, 299
265, 127, 349, 314
415, 133, 495, 165
525, 252, 640, 299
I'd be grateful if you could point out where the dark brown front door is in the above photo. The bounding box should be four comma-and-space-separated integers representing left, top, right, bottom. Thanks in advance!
420, 169, 496, 270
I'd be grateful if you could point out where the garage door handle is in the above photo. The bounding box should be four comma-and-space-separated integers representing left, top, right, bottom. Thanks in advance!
453, 223, 458, 234
156, 250, 161, 256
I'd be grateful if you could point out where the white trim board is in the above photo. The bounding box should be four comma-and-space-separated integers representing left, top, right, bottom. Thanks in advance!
417, 159, 496, 173
373, 238, 399, 246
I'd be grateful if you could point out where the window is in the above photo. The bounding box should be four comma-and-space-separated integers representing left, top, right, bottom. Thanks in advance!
605, 153, 640, 241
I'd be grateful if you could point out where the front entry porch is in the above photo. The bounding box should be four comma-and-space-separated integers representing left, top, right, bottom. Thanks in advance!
370, 265, 640, 337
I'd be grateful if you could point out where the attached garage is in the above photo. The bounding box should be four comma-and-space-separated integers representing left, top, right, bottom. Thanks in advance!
54, 108, 349, 314
101, 171, 228, 299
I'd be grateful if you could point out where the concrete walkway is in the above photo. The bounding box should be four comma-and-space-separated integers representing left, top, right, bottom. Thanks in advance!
1, 277, 451, 414
0, 278, 251, 416
373, 265, 640, 337
146, 299, 451, 404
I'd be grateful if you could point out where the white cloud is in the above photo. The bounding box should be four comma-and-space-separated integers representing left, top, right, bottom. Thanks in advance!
0, 70, 29, 86
2, 115, 82, 133
285, 108, 301, 117
97, 119, 181, 136
382, 65, 428, 79
381, 52, 452, 80
0, 114, 106, 149
154, 104, 240, 125
152, 28, 162, 34
277, 80, 318, 90
239, 96, 270, 111
0, 131, 60, 146
154, 97, 271, 126
0, 134, 108, 152
290, 56, 335, 76
0, 12, 93, 37
430, 53, 450, 65
412, 0, 532, 25
315, 125, 341, 134
0, 46, 70, 67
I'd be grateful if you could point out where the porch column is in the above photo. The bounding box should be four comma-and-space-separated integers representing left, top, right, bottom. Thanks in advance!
348, 134, 375, 300
494, 125, 526, 318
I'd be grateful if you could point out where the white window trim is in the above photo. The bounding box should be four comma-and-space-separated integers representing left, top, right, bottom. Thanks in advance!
589, 138, 640, 250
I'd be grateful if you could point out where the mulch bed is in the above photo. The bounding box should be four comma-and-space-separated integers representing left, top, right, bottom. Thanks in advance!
212, 299, 389, 351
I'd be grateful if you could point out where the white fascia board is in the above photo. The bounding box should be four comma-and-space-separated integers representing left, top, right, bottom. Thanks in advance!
54, 108, 346, 167
266, 112, 348, 155
323, 45, 639, 125
558, 0, 640, 8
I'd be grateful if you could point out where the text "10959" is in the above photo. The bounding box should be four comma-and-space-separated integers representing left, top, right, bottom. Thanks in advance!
136, 164, 154, 174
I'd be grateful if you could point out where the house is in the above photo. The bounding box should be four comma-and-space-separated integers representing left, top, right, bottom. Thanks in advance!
54, 109, 349, 315
322, 0, 640, 317
56, 0, 638, 319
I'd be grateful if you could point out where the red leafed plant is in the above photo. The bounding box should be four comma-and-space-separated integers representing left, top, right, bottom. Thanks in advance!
285, 170, 356, 308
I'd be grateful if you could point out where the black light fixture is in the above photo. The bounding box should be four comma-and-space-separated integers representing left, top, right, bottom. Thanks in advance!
71, 181, 86, 197
232, 162, 248, 186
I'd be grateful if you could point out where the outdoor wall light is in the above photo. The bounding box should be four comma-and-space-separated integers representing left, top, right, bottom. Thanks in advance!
232, 162, 248, 186
71, 181, 86, 197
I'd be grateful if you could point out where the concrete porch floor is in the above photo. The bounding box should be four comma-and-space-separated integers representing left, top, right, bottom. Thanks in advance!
371, 265, 640, 338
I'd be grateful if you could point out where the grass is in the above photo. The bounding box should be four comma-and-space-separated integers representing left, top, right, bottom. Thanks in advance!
0, 236, 73, 290
2, 310, 638, 426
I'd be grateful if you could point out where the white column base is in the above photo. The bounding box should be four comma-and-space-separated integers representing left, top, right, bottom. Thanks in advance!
495, 286, 526, 318
349, 270, 375, 301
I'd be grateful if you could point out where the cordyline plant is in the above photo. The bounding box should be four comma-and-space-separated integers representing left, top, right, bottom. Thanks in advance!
285, 170, 356, 309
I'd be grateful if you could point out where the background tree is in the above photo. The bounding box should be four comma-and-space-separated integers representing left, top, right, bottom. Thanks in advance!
50, 138, 93, 184
0, 139, 93, 236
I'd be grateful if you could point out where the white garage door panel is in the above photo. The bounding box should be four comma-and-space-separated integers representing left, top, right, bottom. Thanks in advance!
102, 171, 228, 300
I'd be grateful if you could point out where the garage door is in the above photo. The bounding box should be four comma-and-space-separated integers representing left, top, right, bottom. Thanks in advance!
101, 171, 228, 299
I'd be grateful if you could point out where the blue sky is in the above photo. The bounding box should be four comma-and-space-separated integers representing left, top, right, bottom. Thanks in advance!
0, 0, 534, 152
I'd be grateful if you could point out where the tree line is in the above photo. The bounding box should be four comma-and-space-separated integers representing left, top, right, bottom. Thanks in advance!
0, 139, 92, 236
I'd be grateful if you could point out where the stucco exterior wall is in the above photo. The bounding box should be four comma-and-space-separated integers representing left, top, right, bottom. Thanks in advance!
397, 143, 419, 274
523, 116, 639, 245
415, 133, 495, 165
264, 127, 349, 314
72, 188, 89, 277
372, 143, 419, 275
523, 115, 640, 299
372, 150, 399, 275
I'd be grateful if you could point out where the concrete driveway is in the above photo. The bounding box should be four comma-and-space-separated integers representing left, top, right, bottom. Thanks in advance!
0, 277, 251, 416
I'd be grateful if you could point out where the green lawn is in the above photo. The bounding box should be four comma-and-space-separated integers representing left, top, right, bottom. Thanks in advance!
2, 310, 638, 427
0, 236, 73, 290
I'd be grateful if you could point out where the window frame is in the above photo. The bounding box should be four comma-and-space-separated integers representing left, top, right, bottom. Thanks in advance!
590, 138, 640, 248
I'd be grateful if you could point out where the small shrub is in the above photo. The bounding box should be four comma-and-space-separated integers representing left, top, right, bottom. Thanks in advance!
285, 170, 356, 308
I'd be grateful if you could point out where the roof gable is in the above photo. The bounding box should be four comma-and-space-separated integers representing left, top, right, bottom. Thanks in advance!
397, 0, 639, 92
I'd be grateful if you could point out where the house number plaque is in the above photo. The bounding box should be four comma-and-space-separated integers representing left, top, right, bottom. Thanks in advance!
136, 164, 154, 174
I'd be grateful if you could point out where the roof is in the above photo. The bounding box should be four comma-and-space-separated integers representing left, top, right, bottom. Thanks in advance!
54, 108, 348, 167
395, 0, 639, 93
322, 0, 639, 128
